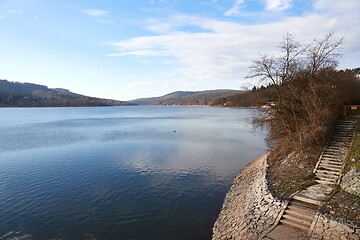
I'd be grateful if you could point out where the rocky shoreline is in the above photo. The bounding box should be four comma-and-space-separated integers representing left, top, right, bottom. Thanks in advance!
212, 154, 285, 240
212, 154, 360, 240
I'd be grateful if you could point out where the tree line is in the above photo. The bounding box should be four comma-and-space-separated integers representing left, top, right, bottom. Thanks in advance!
246, 33, 360, 159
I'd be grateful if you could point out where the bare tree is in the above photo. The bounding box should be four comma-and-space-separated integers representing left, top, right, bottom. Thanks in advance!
248, 33, 344, 156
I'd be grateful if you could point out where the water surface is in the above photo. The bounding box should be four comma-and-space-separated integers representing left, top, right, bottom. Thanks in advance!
0, 106, 267, 240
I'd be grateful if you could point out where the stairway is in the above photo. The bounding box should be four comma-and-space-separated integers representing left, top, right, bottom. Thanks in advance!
263, 119, 358, 239
279, 198, 318, 232
313, 120, 357, 185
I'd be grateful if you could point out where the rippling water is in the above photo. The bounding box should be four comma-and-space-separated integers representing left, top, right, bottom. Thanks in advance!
0, 106, 267, 240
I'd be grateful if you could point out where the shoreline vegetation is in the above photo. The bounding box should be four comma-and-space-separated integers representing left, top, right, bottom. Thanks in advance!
0, 79, 131, 107
244, 33, 360, 201
213, 33, 360, 239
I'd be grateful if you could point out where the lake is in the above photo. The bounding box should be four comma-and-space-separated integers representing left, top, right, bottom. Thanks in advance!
0, 106, 267, 240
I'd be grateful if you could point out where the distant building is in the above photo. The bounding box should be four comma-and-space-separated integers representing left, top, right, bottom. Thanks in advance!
356, 73, 360, 79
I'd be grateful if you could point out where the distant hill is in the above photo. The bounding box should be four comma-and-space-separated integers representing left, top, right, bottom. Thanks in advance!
0, 79, 131, 107
130, 90, 241, 105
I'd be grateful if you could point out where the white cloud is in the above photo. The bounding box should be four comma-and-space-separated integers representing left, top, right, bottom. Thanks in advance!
224, 0, 245, 16
224, 0, 292, 16
313, 0, 360, 12
79, 9, 109, 17
8, 9, 23, 15
95, 19, 115, 24
107, 0, 360, 85
126, 81, 155, 88
265, 0, 292, 11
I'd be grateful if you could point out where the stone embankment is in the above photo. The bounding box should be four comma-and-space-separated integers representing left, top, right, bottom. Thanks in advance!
212, 154, 286, 240
341, 169, 360, 196
212, 154, 360, 239
310, 215, 360, 240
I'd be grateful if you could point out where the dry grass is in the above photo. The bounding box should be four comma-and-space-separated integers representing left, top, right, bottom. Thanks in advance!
345, 123, 360, 172
266, 149, 320, 199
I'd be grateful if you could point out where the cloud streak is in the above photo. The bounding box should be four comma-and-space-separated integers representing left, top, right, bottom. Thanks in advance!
78, 9, 109, 17
265, 0, 292, 11
8, 9, 23, 15
224, 0, 245, 16
107, 0, 360, 86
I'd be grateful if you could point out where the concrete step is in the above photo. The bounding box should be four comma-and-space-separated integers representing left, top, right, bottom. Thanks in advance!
330, 138, 351, 141
323, 148, 342, 151
331, 133, 353, 136
292, 195, 321, 206
325, 149, 342, 152
330, 135, 351, 141
287, 204, 315, 216
332, 133, 353, 136
285, 209, 315, 221
327, 142, 347, 145
333, 128, 354, 130
328, 141, 344, 144
322, 154, 342, 158
291, 199, 319, 210
283, 214, 312, 226
335, 122, 356, 125
320, 160, 343, 166
322, 152, 341, 155
321, 158, 341, 162
330, 139, 351, 142
328, 142, 349, 146
315, 173, 339, 181
323, 150, 340, 153
328, 139, 346, 144
319, 162, 342, 168
321, 157, 342, 162
330, 134, 351, 138
283, 212, 313, 227
317, 166, 342, 172
315, 172, 339, 180
322, 155, 343, 159
331, 137, 351, 140
322, 152, 343, 156
333, 130, 354, 132
331, 134, 352, 138
280, 219, 310, 232
331, 135, 352, 138
321, 155, 341, 160
323, 149, 343, 153
326, 145, 342, 148
334, 125, 356, 128
332, 131, 353, 134
315, 179, 336, 185
316, 169, 340, 175
316, 175, 337, 183
331, 130, 353, 134
319, 164, 342, 171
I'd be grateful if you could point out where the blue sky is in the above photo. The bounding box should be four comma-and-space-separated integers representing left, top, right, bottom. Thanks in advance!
0, 0, 359, 100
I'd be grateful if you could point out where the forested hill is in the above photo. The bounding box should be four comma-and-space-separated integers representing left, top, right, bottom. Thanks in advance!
130, 90, 241, 105
0, 80, 130, 107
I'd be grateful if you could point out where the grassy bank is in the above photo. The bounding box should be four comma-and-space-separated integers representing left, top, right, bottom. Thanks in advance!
345, 122, 360, 172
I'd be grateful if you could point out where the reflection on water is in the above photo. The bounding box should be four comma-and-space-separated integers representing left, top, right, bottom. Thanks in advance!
0, 106, 267, 240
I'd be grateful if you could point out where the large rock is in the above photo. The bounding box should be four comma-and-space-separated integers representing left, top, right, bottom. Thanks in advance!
341, 169, 360, 196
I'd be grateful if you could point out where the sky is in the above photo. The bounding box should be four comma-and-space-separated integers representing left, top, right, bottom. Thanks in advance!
0, 0, 359, 101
